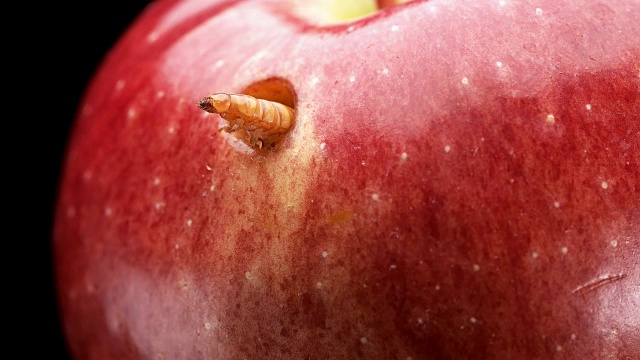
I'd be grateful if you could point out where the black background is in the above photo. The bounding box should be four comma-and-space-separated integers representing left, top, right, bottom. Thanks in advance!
34, 2, 152, 358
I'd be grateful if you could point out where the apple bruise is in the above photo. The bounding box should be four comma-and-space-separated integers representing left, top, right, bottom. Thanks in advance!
199, 93, 295, 149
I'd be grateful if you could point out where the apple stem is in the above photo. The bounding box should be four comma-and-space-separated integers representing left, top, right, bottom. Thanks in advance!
199, 93, 295, 149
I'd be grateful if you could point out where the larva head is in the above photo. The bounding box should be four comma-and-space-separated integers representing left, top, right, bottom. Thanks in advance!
198, 93, 231, 114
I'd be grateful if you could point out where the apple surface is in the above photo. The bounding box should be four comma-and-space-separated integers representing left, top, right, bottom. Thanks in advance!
54, 0, 640, 358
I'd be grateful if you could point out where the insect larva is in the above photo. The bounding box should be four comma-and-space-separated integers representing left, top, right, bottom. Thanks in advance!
199, 93, 295, 149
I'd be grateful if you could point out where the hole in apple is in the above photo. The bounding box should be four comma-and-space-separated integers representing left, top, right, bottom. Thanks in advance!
204, 78, 296, 151
241, 78, 296, 109
288, 0, 410, 25
240, 78, 296, 150
199, 78, 296, 151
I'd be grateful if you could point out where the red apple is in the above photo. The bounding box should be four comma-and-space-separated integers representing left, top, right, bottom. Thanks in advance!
54, 0, 640, 358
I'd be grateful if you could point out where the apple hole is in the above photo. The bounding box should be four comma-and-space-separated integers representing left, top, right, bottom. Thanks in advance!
241, 78, 296, 109
223, 78, 296, 151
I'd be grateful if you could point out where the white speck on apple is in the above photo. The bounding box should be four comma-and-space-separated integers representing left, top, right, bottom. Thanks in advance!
82, 104, 93, 116
509, 178, 515, 184
153, 177, 161, 186
391, 25, 399, 32
444, 145, 451, 153
147, 31, 159, 43
545, 114, 555, 124
470, 317, 478, 324
601, 181, 609, 189
400, 152, 408, 161
167, 126, 175, 134
561, 246, 568, 255
85, 281, 96, 294
610, 240, 618, 248
310, 77, 319, 86
571, 333, 576, 340
186, 219, 193, 227
347, 25, 355, 32
210, 183, 215, 191
498, 0, 506, 7
104, 207, 113, 217
66, 206, 76, 218
361, 160, 366, 166
417, 318, 423, 324
156, 90, 165, 99
83, 170, 93, 182
472, 264, 480, 272
536, 8, 543, 15
360, 337, 368, 344
205, 164, 212, 171
349, 75, 356, 83
155, 202, 165, 211
556, 345, 562, 352
532, 251, 539, 259
319, 142, 326, 150
389, 264, 397, 270
127, 108, 137, 120
204, 322, 212, 330
496, 61, 503, 68
553, 201, 560, 208
115, 79, 125, 92
322, 251, 328, 258
214, 59, 225, 68
435, 284, 441, 291
382, 68, 389, 75
371, 193, 380, 201
585, 104, 592, 110
245, 272, 252, 280
461, 77, 469, 85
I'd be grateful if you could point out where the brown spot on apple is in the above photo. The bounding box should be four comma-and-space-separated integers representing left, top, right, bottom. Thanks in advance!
329, 209, 353, 224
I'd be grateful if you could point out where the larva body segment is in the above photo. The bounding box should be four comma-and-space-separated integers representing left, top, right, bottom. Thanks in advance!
199, 93, 295, 149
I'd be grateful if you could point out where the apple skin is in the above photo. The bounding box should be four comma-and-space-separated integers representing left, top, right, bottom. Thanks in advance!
54, 0, 640, 359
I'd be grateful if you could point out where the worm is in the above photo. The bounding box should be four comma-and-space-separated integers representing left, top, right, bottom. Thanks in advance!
199, 93, 294, 149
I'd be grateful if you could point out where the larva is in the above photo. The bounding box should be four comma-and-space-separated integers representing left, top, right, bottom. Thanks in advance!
199, 93, 295, 149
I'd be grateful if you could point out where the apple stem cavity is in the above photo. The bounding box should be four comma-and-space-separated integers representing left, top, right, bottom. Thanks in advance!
199, 93, 295, 150
290, 0, 407, 25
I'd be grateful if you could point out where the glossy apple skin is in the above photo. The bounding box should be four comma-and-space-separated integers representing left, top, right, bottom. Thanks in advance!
54, 0, 640, 358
